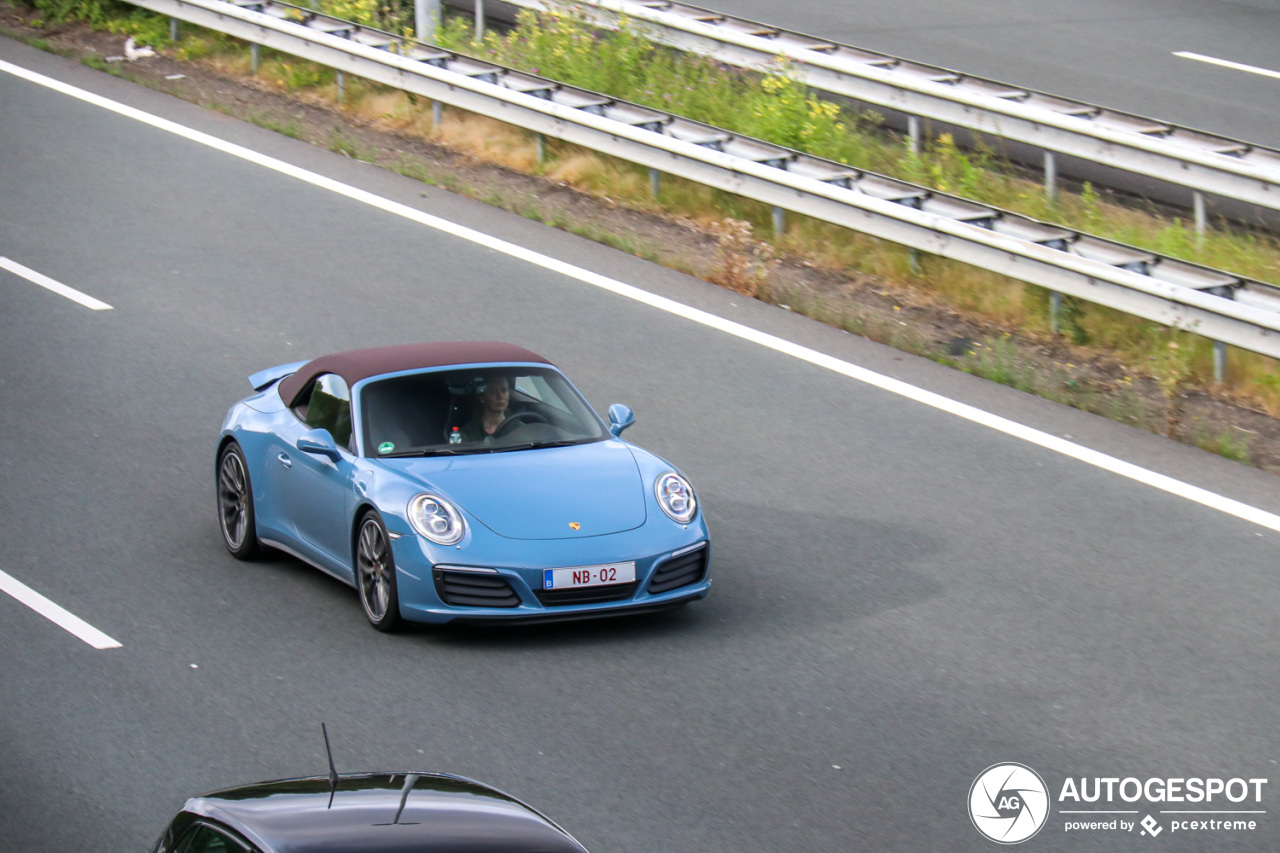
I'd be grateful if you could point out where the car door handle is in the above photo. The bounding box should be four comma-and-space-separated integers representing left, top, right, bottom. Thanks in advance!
277, 453, 292, 469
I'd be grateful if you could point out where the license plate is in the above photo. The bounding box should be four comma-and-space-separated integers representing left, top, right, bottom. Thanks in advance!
544, 561, 636, 590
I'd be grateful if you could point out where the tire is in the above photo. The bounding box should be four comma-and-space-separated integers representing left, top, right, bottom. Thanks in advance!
217, 442, 260, 560
355, 510, 405, 632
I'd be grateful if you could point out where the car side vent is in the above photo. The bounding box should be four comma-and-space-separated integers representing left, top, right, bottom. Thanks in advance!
647, 548, 708, 594
433, 569, 521, 608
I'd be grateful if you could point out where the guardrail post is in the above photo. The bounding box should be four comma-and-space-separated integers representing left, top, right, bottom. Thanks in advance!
907, 115, 921, 157
336, 70, 345, 104
1050, 290, 1063, 334
475, 0, 486, 41
415, 0, 440, 42
1194, 191, 1207, 245
536, 132, 545, 165
251, 42, 260, 73
432, 100, 443, 127
169, 16, 179, 40
1214, 340, 1227, 383
771, 206, 786, 237
1044, 151, 1058, 202
649, 168, 660, 198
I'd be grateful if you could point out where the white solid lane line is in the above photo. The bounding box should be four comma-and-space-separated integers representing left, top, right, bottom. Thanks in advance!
0, 256, 113, 310
4, 58, 1280, 536
1174, 52, 1280, 81
0, 568, 122, 649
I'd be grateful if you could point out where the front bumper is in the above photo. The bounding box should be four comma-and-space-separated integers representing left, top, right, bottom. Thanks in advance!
389, 527, 711, 624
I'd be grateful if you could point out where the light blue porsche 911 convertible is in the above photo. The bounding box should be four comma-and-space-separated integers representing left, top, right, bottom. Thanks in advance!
216, 342, 710, 630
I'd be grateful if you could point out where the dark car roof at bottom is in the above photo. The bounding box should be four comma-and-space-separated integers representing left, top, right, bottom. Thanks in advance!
190, 772, 588, 853
276, 342, 553, 408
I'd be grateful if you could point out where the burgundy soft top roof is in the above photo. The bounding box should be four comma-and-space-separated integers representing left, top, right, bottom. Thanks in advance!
276, 342, 552, 406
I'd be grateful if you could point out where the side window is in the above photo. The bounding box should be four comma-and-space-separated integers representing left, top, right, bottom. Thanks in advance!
152, 813, 196, 853
295, 374, 352, 451
173, 823, 251, 853
513, 375, 543, 402
523, 374, 571, 415
362, 376, 451, 453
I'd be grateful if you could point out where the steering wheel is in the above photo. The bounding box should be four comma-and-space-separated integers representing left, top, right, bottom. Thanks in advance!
493, 411, 549, 438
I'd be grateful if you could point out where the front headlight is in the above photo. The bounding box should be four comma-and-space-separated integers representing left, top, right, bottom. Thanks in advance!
408, 493, 466, 545
655, 472, 697, 524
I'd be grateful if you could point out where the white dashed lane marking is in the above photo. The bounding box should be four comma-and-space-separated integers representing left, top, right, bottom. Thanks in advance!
0, 568, 122, 649
1174, 52, 1280, 81
0, 256, 113, 310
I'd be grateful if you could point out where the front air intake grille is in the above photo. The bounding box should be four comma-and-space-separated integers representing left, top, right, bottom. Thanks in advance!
434, 569, 521, 608
648, 548, 708, 594
535, 581, 638, 607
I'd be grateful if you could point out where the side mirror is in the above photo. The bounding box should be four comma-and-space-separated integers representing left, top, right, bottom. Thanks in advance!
297, 428, 341, 461
607, 403, 635, 437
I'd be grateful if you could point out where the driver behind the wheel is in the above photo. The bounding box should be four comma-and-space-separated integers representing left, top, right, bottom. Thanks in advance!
458, 374, 511, 443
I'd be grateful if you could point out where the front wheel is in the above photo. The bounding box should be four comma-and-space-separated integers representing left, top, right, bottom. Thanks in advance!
217, 443, 259, 560
356, 511, 405, 632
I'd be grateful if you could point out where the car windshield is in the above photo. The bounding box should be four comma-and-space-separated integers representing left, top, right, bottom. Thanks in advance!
360, 366, 610, 458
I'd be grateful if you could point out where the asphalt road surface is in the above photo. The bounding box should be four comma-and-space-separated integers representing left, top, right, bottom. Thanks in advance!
701, 0, 1280, 149
3, 37, 1280, 852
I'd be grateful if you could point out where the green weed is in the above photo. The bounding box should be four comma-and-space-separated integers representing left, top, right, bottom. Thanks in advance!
1194, 429, 1251, 463
599, 231, 640, 256
961, 336, 1032, 390
80, 54, 120, 74
314, 0, 413, 37
390, 155, 434, 184
327, 127, 371, 160
171, 32, 232, 61
248, 112, 302, 138
268, 58, 334, 90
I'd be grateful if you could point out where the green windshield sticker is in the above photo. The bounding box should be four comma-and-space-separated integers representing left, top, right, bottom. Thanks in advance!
378, 441, 394, 454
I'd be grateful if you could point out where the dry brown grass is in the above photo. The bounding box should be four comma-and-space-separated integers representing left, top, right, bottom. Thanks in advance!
706, 218, 776, 298
431, 112, 540, 172
353, 90, 435, 137
544, 152, 655, 208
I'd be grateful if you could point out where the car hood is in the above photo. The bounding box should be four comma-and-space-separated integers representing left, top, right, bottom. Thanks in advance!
397, 440, 647, 540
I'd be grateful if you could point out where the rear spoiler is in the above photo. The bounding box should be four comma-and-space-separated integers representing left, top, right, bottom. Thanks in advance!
248, 360, 308, 392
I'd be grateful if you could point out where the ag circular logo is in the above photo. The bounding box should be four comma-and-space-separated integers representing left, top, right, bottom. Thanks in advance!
969, 763, 1049, 844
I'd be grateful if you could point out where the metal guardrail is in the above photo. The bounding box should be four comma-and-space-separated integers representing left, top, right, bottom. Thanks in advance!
499, 0, 1280, 222
126, 0, 1280, 361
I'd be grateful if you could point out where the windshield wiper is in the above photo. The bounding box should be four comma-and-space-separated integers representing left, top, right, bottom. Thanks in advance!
379, 448, 467, 457
489, 439, 589, 453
